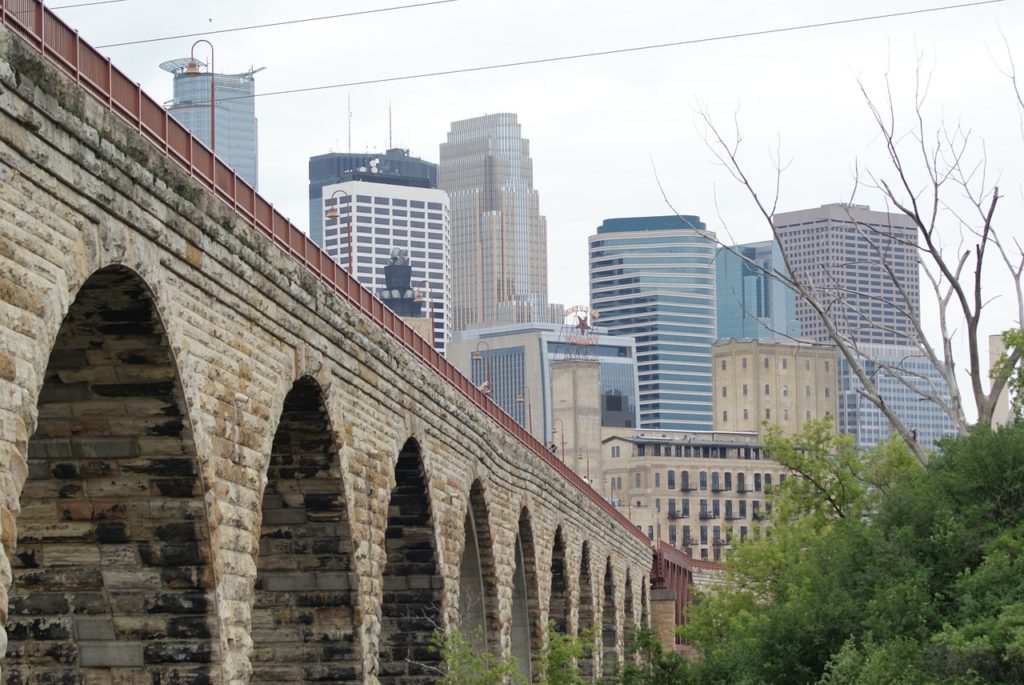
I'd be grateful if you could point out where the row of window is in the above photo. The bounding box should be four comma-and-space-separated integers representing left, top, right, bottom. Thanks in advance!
611, 470, 782, 492
720, 357, 831, 372
332, 196, 443, 210
628, 444, 765, 459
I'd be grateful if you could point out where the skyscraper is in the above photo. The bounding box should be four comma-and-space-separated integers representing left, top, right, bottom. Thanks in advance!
716, 240, 800, 340
321, 175, 450, 353
772, 203, 919, 346
161, 59, 259, 189
773, 203, 955, 449
589, 215, 718, 431
439, 114, 549, 331
309, 148, 437, 247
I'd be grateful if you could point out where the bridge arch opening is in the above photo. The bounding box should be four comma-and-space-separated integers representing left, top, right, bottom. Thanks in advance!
379, 438, 442, 684
510, 507, 540, 680
548, 526, 569, 634
600, 558, 618, 681
577, 542, 595, 680
457, 479, 498, 651
622, 570, 635, 654
7, 265, 219, 682
640, 581, 649, 628
252, 376, 359, 683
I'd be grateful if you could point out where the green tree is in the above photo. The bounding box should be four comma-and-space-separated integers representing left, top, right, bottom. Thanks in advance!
434, 628, 526, 685
618, 627, 693, 685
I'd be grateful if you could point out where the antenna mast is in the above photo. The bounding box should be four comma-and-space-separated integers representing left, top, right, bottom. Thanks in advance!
347, 95, 352, 153
388, 101, 393, 150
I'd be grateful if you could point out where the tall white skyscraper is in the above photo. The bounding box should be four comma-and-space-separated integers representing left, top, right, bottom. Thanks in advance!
321, 176, 450, 353
439, 113, 550, 332
773, 203, 955, 449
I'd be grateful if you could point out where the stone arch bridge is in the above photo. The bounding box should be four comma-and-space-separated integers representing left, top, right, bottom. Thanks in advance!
0, 3, 654, 683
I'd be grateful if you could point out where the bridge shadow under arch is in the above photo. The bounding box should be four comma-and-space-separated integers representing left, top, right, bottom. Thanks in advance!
510, 507, 540, 680
6, 265, 219, 682
379, 438, 442, 684
600, 558, 617, 681
578, 541, 595, 680
252, 376, 359, 682
458, 479, 498, 651
548, 526, 569, 635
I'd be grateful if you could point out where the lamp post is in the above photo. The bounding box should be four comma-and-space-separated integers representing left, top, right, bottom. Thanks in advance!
471, 341, 491, 395
515, 384, 533, 435
551, 418, 566, 463
324, 188, 353, 271
184, 40, 215, 154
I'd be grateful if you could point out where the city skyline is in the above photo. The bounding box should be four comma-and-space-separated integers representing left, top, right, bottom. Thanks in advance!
54, 1, 1024, 421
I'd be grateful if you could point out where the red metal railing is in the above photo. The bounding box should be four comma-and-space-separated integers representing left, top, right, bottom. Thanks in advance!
0, 0, 650, 546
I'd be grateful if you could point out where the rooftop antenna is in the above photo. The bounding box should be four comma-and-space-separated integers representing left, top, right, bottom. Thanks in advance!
388, 100, 393, 150
347, 95, 352, 153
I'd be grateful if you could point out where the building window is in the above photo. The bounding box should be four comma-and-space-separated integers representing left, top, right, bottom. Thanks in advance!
680, 471, 690, 491
611, 446, 620, 458
782, 385, 788, 398
669, 525, 677, 545
742, 357, 748, 369
712, 500, 721, 518
806, 410, 811, 420
655, 498, 661, 512
655, 472, 661, 488
740, 525, 748, 541
700, 525, 708, 545
647, 526, 654, 540
782, 358, 788, 370
637, 444, 645, 457
783, 408, 789, 422
722, 410, 728, 423
635, 473, 641, 488
806, 385, 811, 398
668, 471, 676, 489
668, 498, 677, 517
764, 357, 770, 369
743, 408, 749, 420
779, 474, 787, 485
825, 361, 830, 372
725, 500, 734, 519
653, 444, 662, 457
755, 473, 762, 492
722, 386, 728, 398
765, 408, 771, 420
699, 471, 708, 490
711, 472, 720, 491
765, 383, 770, 396
737, 473, 746, 492
682, 499, 690, 517
765, 474, 773, 492
683, 525, 692, 545
825, 387, 831, 398
805, 360, 810, 370
724, 472, 732, 490
701, 548, 708, 560
699, 499, 708, 518
721, 360, 727, 371
743, 384, 748, 397
739, 500, 747, 518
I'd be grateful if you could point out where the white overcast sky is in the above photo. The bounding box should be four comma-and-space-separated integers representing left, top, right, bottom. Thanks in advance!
53, 0, 1024, 374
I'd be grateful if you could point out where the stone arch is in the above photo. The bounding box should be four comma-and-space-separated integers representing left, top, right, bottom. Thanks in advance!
600, 558, 618, 681
622, 569, 636, 652
577, 541, 595, 680
379, 437, 442, 684
548, 526, 569, 634
251, 376, 359, 683
458, 478, 499, 651
5, 265, 220, 682
510, 506, 541, 680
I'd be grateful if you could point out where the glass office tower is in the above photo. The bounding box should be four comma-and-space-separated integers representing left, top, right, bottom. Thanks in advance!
161, 59, 259, 189
716, 240, 800, 340
589, 216, 717, 431
439, 113, 549, 331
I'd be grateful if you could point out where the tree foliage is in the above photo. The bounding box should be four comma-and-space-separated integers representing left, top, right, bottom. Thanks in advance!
681, 422, 1024, 684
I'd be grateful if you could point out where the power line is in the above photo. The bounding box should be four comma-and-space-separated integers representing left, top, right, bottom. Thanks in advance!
214, 0, 1010, 102
95, 0, 459, 49
50, 0, 127, 8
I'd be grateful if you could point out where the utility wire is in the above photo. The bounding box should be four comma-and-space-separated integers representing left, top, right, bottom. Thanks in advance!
50, 0, 127, 8
95, 0, 459, 49
212, 0, 1009, 102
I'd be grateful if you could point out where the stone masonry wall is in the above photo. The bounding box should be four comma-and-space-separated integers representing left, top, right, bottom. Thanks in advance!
0, 22, 652, 685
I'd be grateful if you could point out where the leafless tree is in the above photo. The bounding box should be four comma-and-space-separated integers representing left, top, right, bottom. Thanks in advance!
689, 60, 1023, 464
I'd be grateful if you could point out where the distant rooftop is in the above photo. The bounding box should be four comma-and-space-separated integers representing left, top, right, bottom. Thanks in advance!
597, 215, 706, 234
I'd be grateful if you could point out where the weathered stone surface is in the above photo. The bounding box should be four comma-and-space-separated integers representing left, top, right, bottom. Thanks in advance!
0, 17, 652, 685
